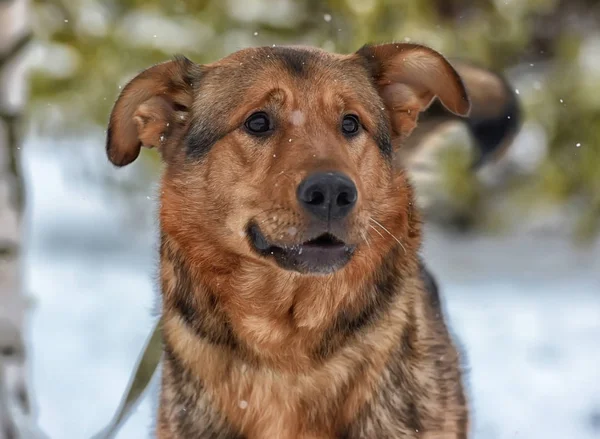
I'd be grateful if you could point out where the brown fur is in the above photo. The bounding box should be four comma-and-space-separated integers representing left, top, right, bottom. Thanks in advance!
106, 43, 473, 438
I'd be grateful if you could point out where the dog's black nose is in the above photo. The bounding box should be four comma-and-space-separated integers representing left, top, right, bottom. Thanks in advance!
297, 172, 357, 221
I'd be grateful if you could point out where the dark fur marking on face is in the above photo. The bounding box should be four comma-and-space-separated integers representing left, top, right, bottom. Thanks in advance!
185, 122, 227, 160
269, 46, 314, 76
166, 59, 227, 161
374, 118, 394, 158
314, 245, 402, 360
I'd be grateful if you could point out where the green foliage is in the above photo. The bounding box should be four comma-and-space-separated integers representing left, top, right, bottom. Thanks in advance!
438, 142, 483, 227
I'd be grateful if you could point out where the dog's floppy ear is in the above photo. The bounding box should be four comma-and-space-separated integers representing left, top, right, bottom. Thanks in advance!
106, 56, 199, 167
356, 43, 471, 145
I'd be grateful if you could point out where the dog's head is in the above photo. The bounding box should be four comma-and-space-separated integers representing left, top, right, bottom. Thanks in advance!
106, 44, 469, 275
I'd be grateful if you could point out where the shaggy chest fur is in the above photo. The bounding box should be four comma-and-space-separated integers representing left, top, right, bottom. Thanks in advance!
155, 239, 468, 439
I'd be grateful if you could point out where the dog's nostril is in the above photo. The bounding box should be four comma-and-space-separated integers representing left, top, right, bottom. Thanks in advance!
336, 191, 355, 207
308, 190, 325, 206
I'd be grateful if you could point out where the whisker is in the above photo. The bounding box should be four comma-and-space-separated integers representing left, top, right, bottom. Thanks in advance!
369, 218, 407, 254
369, 224, 385, 240
361, 230, 372, 249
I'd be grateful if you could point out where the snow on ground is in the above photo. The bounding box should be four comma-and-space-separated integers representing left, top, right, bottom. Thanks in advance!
19, 138, 600, 439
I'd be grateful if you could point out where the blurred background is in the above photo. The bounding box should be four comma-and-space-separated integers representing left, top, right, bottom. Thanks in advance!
0, 0, 599, 438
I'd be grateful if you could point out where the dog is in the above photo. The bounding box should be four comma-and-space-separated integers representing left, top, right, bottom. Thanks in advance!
104, 43, 518, 438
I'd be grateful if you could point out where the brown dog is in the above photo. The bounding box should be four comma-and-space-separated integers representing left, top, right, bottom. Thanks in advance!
105, 43, 485, 438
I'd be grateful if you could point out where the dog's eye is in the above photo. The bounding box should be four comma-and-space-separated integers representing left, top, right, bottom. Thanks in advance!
341, 114, 360, 136
244, 112, 272, 135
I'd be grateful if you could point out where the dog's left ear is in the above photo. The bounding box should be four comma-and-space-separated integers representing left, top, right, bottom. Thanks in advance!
106, 56, 200, 167
356, 43, 471, 144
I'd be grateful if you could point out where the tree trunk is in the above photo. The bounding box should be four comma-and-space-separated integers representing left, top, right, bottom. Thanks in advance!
0, 0, 46, 437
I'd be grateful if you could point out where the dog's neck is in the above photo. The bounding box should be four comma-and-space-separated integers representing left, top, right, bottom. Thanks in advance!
158, 229, 418, 371
155, 212, 438, 438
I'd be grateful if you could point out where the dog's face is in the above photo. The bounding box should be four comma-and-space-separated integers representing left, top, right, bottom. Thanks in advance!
106, 44, 469, 275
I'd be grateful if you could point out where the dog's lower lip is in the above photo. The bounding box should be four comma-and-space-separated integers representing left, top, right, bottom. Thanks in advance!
248, 225, 355, 273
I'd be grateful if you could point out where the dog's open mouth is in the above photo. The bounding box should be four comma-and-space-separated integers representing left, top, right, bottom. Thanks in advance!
248, 224, 355, 274
303, 233, 344, 248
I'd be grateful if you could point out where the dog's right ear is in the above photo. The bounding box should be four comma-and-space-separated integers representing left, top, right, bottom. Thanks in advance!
106, 56, 200, 167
